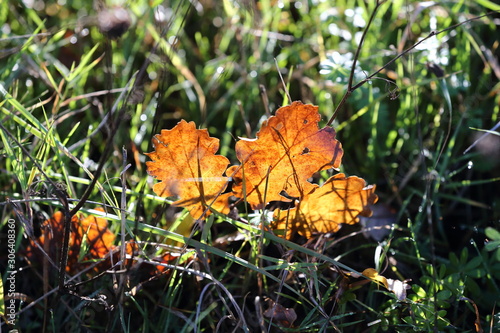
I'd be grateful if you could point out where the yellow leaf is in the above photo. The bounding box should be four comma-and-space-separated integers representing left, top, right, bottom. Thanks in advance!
272, 174, 377, 239
362, 268, 389, 289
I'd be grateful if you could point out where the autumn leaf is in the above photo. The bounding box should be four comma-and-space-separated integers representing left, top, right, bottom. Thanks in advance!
146, 120, 231, 219
78, 212, 116, 260
362, 268, 389, 289
26, 211, 78, 271
362, 268, 411, 301
153, 251, 196, 273
26, 212, 189, 276
263, 300, 297, 328
227, 101, 343, 208
26, 210, 115, 273
272, 173, 378, 239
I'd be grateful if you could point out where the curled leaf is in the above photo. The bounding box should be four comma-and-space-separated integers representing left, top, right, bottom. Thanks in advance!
272, 173, 378, 239
227, 101, 343, 208
362, 268, 411, 301
146, 120, 231, 219
362, 268, 388, 289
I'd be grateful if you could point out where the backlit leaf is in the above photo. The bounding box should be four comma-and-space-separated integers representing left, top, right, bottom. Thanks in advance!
146, 120, 231, 219
272, 173, 377, 239
78, 212, 116, 259
26, 211, 115, 273
227, 101, 343, 208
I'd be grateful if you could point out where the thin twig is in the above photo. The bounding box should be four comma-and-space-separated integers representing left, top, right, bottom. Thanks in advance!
326, 10, 498, 126
327, 0, 385, 125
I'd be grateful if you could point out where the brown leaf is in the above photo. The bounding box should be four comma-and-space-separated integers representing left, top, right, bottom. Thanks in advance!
272, 173, 378, 239
227, 101, 343, 208
146, 120, 231, 219
263, 301, 297, 328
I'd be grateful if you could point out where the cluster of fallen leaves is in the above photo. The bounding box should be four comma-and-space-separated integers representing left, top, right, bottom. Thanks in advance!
25, 210, 175, 274
25, 211, 115, 274
146, 101, 378, 239
25, 102, 409, 312
144, 101, 413, 311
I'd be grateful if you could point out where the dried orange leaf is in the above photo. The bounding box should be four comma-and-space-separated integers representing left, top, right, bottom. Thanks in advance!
272, 173, 378, 239
146, 120, 231, 219
26, 211, 77, 271
78, 212, 116, 259
26, 211, 115, 273
227, 101, 343, 208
